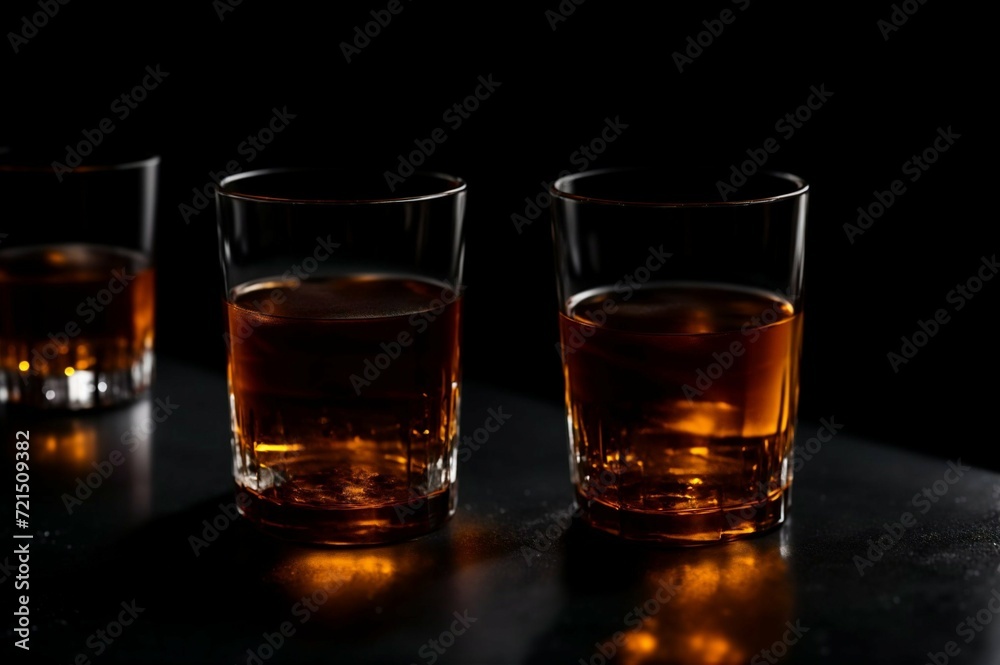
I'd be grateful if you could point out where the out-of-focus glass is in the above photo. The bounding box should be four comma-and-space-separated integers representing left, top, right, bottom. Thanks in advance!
0, 156, 158, 409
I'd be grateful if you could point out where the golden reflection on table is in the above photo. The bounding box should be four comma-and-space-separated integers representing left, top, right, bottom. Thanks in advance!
617, 538, 794, 665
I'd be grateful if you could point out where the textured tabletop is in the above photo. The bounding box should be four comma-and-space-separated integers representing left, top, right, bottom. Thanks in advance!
3, 358, 999, 664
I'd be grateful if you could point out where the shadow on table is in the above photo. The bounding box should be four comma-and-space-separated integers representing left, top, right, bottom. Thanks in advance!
523, 523, 800, 665
32, 489, 514, 653
9, 399, 153, 528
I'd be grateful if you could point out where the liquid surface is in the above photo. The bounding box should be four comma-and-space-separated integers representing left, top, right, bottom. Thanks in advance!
227, 274, 462, 544
560, 283, 802, 542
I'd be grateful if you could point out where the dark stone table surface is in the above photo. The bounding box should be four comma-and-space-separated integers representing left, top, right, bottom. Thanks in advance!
3, 358, 999, 664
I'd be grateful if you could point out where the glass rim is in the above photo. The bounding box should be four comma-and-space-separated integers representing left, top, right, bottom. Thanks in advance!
551, 167, 808, 208
0, 154, 160, 174
217, 168, 467, 205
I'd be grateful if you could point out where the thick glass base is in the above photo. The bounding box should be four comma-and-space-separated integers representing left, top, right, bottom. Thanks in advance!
576, 484, 790, 546
0, 350, 154, 409
237, 482, 457, 546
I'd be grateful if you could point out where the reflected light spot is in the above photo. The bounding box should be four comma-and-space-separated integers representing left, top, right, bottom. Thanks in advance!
64, 367, 75, 377
34, 421, 101, 468
663, 401, 740, 437
18, 360, 29, 372
687, 632, 743, 664
626, 631, 657, 654
71, 431, 90, 461
254, 443, 305, 453
273, 550, 405, 600
630, 542, 794, 665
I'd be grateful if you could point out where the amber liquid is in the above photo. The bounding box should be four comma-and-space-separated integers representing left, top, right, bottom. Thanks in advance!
227, 275, 462, 544
560, 283, 803, 543
0, 244, 155, 408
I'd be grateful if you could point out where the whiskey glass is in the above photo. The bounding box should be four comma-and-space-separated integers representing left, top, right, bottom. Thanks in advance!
551, 168, 808, 544
216, 168, 465, 545
0, 156, 158, 409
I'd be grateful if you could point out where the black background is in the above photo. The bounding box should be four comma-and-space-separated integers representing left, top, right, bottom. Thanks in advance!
1, 0, 995, 468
